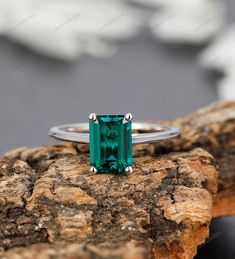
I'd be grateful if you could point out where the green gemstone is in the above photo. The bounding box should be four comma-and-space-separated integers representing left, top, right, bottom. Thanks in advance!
89, 115, 132, 173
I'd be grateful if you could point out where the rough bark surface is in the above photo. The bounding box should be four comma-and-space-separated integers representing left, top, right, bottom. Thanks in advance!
0, 101, 234, 259
154, 101, 235, 217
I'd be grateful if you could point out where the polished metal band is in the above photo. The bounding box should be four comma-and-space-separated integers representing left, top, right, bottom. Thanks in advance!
49, 123, 180, 144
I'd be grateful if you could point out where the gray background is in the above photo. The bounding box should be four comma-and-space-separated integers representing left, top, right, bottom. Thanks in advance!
0, 1, 234, 258
0, 23, 218, 152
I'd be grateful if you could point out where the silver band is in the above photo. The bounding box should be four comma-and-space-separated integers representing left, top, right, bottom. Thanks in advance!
49, 123, 180, 144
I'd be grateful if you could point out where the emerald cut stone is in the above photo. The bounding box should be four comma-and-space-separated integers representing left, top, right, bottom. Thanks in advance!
89, 115, 132, 173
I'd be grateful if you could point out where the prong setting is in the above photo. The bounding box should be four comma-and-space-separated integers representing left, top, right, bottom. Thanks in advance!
123, 113, 133, 124
89, 113, 97, 123
90, 166, 97, 173
125, 166, 133, 173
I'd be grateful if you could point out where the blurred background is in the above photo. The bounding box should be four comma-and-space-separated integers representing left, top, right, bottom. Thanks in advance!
0, 0, 234, 258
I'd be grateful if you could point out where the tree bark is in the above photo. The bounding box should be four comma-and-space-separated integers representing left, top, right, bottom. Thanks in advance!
154, 101, 235, 217
0, 101, 234, 259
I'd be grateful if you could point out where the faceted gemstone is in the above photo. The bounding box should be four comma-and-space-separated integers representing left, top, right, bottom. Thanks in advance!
89, 115, 132, 173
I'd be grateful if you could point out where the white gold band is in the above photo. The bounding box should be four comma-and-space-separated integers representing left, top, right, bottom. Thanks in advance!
49, 122, 180, 144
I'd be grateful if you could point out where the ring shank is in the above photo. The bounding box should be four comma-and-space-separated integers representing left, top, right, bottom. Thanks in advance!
49, 123, 180, 144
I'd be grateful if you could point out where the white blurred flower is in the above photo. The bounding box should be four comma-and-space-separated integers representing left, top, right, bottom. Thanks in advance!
218, 73, 235, 100
131, 0, 225, 44
0, 0, 142, 61
199, 26, 235, 73
198, 26, 235, 100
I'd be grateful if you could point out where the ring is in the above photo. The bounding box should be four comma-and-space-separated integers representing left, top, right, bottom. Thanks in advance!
49, 113, 180, 174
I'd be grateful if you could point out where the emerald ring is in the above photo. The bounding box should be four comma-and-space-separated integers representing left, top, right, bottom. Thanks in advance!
49, 113, 180, 173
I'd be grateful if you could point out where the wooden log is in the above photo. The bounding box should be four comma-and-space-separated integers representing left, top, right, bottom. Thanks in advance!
0, 101, 234, 259
154, 101, 235, 217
